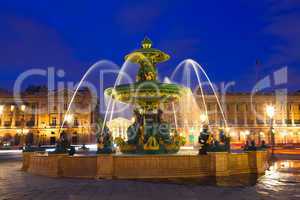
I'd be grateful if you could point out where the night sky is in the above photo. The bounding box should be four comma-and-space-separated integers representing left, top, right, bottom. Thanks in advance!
0, 0, 299, 92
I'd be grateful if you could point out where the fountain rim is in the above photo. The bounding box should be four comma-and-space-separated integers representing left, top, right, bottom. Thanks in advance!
124, 49, 170, 64
104, 80, 189, 104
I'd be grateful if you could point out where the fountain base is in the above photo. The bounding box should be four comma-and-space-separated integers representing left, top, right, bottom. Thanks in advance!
23, 151, 268, 179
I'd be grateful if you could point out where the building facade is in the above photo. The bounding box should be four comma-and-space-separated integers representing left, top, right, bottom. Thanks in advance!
0, 88, 99, 146
1, 88, 300, 147
195, 92, 300, 145
161, 91, 300, 146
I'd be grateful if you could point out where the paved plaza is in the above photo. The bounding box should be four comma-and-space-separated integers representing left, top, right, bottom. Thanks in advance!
0, 153, 300, 200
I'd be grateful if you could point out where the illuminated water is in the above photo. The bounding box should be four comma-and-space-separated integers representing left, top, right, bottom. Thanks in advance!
140, 159, 300, 199
256, 159, 300, 199
59, 60, 119, 131
170, 59, 228, 129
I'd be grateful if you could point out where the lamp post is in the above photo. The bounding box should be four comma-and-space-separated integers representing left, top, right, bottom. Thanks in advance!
20, 105, 26, 146
266, 105, 275, 154
0, 105, 4, 127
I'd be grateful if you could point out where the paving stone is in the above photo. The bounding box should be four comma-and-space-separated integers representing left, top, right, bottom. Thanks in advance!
0, 159, 300, 200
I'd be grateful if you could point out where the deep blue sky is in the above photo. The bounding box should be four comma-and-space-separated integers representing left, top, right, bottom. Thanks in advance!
0, 0, 299, 91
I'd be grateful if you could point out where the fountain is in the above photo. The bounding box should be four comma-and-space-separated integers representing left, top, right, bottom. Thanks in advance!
22, 38, 269, 181
104, 37, 187, 154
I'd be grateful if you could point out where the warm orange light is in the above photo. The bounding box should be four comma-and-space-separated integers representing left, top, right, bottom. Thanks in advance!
64, 114, 74, 123
200, 114, 207, 123
21, 105, 26, 112
266, 105, 275, 118
0, 105, 4, 115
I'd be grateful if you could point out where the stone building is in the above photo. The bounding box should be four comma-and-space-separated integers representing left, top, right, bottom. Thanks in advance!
1, 87, 300, 147
0, 88, 99, 146
162, 91, 300, 146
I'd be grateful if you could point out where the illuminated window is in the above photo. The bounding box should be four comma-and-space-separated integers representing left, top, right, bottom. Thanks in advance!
207, 104, 211, 111
51, 117, 57, 126
74, 117, 79, 126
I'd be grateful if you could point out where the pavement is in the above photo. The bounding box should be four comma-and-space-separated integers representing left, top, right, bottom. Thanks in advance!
0, 151, 300, 200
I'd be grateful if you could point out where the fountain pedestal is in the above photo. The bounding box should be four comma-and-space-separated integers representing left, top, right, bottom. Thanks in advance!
21, 152, 33, 171
247, 151, 269, 174
97, 155, 114, 179
23, 151, 268, 179
208, 152, 229, 176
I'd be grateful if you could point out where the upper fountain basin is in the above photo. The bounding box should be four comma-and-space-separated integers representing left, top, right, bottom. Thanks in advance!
105, 81, 188, 106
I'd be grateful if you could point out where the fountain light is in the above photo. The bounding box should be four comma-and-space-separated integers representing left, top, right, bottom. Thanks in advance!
10, 105, 15, 111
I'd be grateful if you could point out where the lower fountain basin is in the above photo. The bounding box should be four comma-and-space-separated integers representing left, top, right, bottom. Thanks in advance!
23, 151, 269, 180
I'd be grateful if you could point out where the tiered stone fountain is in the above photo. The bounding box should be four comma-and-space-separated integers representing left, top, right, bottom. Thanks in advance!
105, 37, 187, 154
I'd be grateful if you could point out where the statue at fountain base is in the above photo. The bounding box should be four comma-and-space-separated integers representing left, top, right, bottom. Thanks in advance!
114, 110, 185, 154
198, 126, 230, 155
96, 125, 116, 154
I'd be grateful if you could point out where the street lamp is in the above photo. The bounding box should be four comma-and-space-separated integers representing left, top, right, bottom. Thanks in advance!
21, 105, 26, 112
266, 105, 275, 153
0, 105, 4, 128
0, 105, 4, 115
20, 105, 26, 146
266, 105, 275, 119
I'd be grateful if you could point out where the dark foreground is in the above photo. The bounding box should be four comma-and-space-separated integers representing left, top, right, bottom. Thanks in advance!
0, 152, 300, 200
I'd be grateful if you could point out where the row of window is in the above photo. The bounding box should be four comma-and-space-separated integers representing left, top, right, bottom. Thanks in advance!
50, 117, 79, 126
206, 103, 300, 112
0, 120, 35, 127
